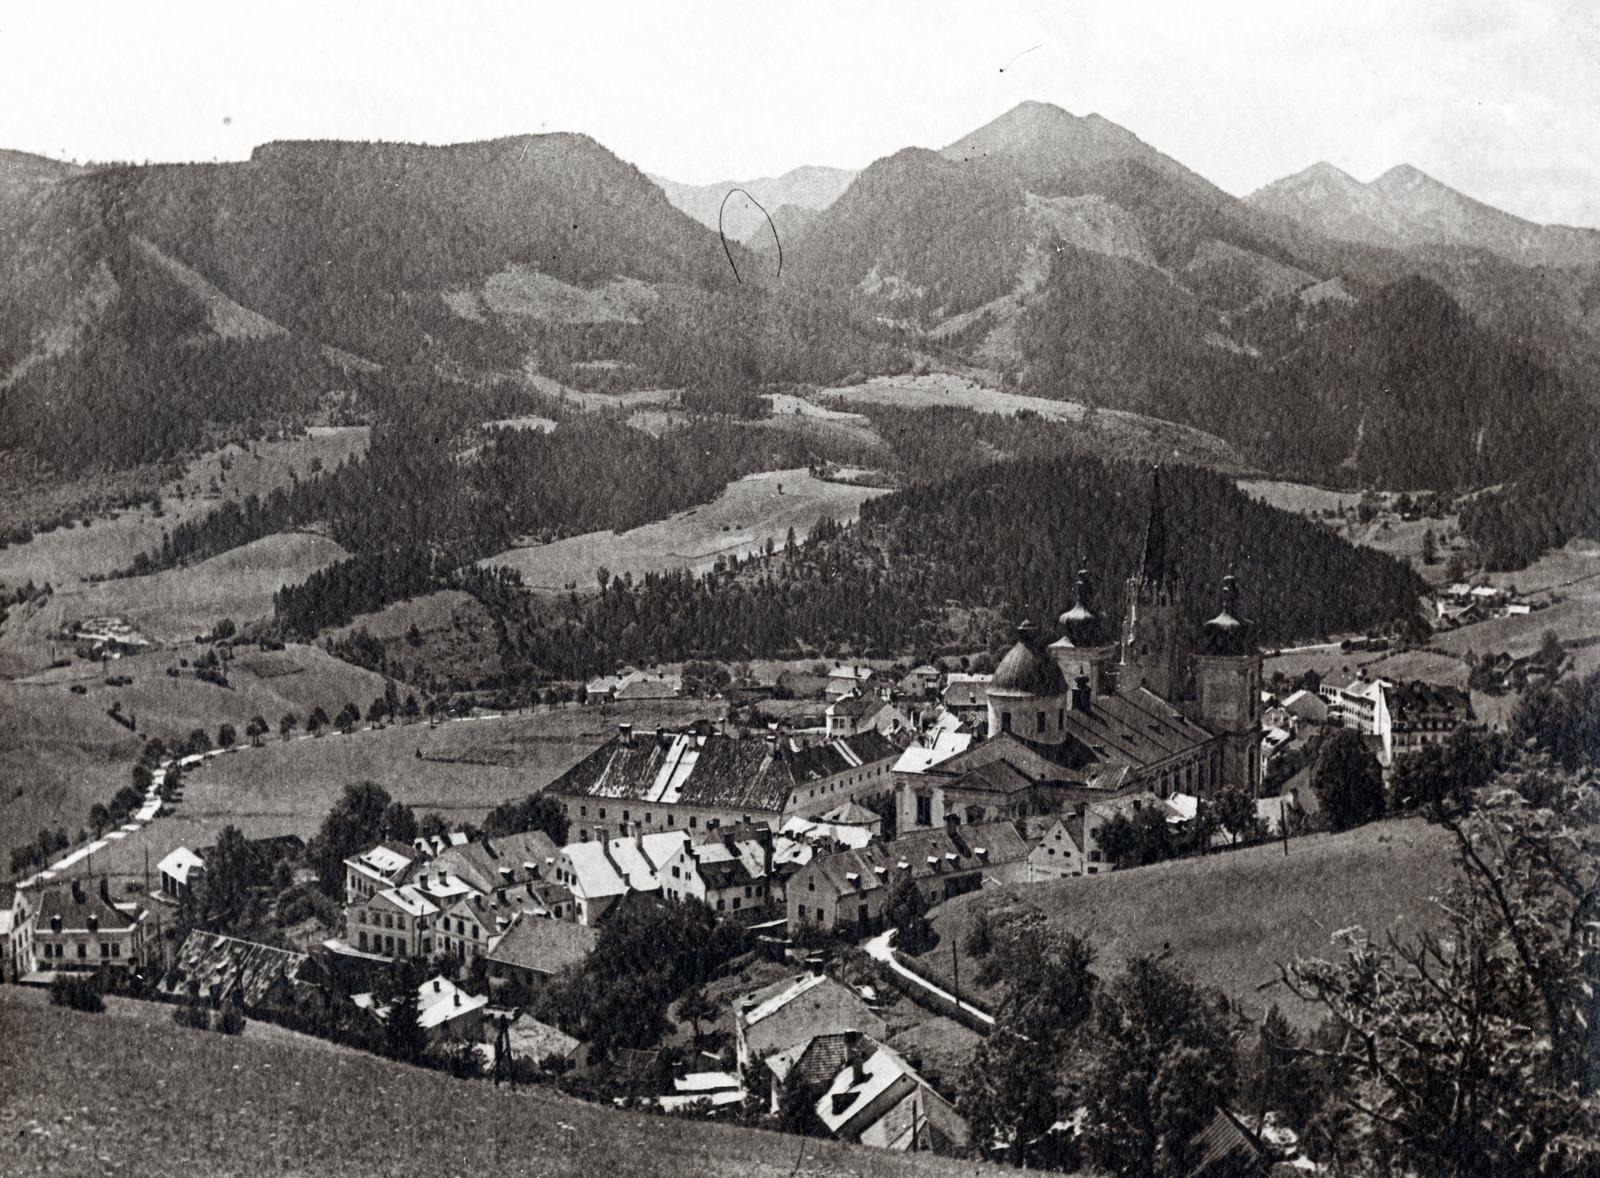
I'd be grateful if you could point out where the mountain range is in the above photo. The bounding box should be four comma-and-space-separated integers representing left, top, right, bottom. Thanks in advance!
2, 102, 1596, 496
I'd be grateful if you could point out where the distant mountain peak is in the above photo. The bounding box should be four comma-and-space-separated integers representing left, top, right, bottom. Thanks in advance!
1372, 163, 1443, 192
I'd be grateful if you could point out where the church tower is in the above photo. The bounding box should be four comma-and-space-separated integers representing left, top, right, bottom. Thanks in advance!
1050, 566, 1119, 696
1193, 572, 1263, 796
1122, 468, 1187, 703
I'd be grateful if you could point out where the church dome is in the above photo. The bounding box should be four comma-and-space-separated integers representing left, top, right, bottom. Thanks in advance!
1056, 567, 1108, 647
990, 621, 1070, 696
1202, 574, 1253, 657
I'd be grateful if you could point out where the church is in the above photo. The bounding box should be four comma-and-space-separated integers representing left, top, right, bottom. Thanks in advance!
894, 470, 1263, 834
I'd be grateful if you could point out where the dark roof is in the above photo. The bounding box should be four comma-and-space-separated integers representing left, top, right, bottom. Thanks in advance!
1057, 687, 1215, 770
485, 917, 597, 976
432, 831, 560, 892
1138, 466, 1178, 589
942, 678, 990, 708
990, 622, 1069, 697
1187, 1107, 1268, 1176
1057, 567, 1112, 647
948, 759, 1036, 798
162, 931, 310, 1008
928, 731, 1094, 783
1201, 574, 1253, 657
36, 881, 139, 931
1384, 680, 1474, 724
802, 821, 1030, 898
549, 728, 898, 812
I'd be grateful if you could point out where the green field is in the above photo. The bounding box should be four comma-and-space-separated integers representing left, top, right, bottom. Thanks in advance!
0, 427, 367, 591
820, 372, 1245, 470
0, 990, 1009, 1178
483, 468, 891, 592
920, 816, 1459, 1029
0, 643, 391, 865
69, 699, 720, 889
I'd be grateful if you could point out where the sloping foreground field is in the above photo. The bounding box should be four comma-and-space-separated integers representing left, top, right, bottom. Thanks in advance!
0, 992, 1011, 1178
925, 816, 1459, 1029
483, 468, 889, 591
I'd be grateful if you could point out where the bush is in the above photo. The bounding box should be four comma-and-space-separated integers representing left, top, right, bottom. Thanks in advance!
48, 973, 105, 1013
215, 1004, 247, 1035
173, 1003, 210, 1030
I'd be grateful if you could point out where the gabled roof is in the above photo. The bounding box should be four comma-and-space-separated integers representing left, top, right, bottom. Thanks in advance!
941, 675, 991, 708
157, 846, 206, 885
36, 883, 140, 931
1056, 687, 1215, 770
430, 831, 559, 893
819, 801, 880, 826
815, 1043, 928, 1135
740, 972, 835, 1027
802, 821, 1030, 898
485, 915, 596, 975
414, 976, 488, 1030
163, 931, 310, 1008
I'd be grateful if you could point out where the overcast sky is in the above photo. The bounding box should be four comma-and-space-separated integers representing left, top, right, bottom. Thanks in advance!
3, 0, 1597, 226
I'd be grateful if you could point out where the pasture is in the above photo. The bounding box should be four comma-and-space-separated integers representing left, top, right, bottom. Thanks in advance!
0, 991, 1012, 1178
483, 467, 890, 591
0, 426, 367, 591
920, 816, 1459, 1029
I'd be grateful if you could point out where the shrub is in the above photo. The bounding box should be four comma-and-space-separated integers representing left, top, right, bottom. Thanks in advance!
215, 1004, 247, 1035
48, 973, 105, 1013
173, 1003, 210, 1030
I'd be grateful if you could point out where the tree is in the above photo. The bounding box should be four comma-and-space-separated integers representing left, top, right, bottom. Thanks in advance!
308, 781, 394, 896
186, 727, 211, 755
380, 800, 418, 844
88, 803, 111, 835
677, 985, 717, 1049
1445, 552, 1466, 583
1421, 528, 1438, 565
245, 715, 269, 746
217, 723, 236, 749
335, 702, 360, 734
1081, 957, 1240, 1178
181, 824, 266, 935
962, 914, 1096, 1167
382, 965, 427, 1065
886, 878, 933, 954
402, 694, 420, 722
481, 793, 569, 845
1238, 1005, 1321, 1132
1212, 787, 1261, 846
1312, 728, 1386, 830
367, 697, 387, 724
1282, 768, 1600, 1175
418, 812, 449, 841
279, 712, 297, 740
307, 706, 329, 736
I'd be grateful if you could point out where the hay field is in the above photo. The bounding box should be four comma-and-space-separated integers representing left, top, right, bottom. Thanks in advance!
921, 816, 1458, 1029
0, 427, 367, 590
483, 468, 890, 591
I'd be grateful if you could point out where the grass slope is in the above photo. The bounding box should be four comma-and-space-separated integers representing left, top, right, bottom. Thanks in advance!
923, 816, 1458, 1029
484, 468, 890, 592
0, 991, 1007, 1178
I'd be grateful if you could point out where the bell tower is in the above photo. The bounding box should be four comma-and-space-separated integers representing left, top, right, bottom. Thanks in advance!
1122, 468, 1187, 703
1193, 572, 1263, 796
1051, 565, 1119, 696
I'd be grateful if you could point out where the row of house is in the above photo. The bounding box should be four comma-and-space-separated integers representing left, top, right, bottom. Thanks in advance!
1320, 676, 1475, 766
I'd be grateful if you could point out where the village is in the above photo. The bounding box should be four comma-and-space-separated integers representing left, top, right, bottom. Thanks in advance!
0, 479, 1518, 1173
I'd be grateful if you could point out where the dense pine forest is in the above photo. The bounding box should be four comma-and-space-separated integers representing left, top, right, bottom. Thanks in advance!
493, 455, 1424, 680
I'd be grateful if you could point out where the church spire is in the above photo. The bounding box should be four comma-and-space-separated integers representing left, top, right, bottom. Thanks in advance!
1138, 466, 1175, 590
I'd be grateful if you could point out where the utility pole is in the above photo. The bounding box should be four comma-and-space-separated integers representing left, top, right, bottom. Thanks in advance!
951, 931, 960, 1011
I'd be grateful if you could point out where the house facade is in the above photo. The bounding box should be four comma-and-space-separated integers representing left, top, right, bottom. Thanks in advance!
33, 879, 152, 973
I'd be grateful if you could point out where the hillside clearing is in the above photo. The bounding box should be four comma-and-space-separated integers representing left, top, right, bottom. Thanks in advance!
0, 427, 368, 590
483, 468, 890, 591
821, 372, 1244, 470
0, 992, 1008, 1178
920, 817, 1458, 1029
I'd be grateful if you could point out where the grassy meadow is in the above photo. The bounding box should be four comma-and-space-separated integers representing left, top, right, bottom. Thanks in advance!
919, 816, 1459, 1029
0, 990, 1013, 1178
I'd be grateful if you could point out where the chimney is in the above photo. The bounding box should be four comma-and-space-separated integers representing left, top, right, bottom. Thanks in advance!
50, 915, 62, 934
454, 993, 461, 1008
619, 723, 634, 747
433, 979, 442, 993
1072, 673, 1092, 714
99, 877, 112, 903
851, 1058, 869, 1087
71, 879, 85, 904
482, 838, 498, 860
87, 914, 99, 933
760, 827, 773, 880
655, 726, 666, 747
498, 865, 513, 884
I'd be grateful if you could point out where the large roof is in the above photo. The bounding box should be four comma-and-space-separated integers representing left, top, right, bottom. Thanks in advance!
430, 831, 560, 893
989, 622, 1069, 697
485, 915, 596, 975
162, 931, 310, 1008
36, 882, 140, 931
802, 821, 1030, 899
1057, 687, 1215, 770
548, 729, 897, 812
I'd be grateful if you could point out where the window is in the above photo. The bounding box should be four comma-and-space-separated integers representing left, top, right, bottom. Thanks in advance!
644, 813, 651, 825
622, 810, 630, 822
797, 905, 807, 919
1036, 712, 1045, 735
77, 943, 87, 958
358, 931, 367, 950
1001, 712, 1012, 733
100, 943, 110, 958
110, 943, 120, 958
598, 808, 606, 819
689, 816, 697, 828
716, 899, 725, 911
733, 897, 741, 910
580, 805, 587, 818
